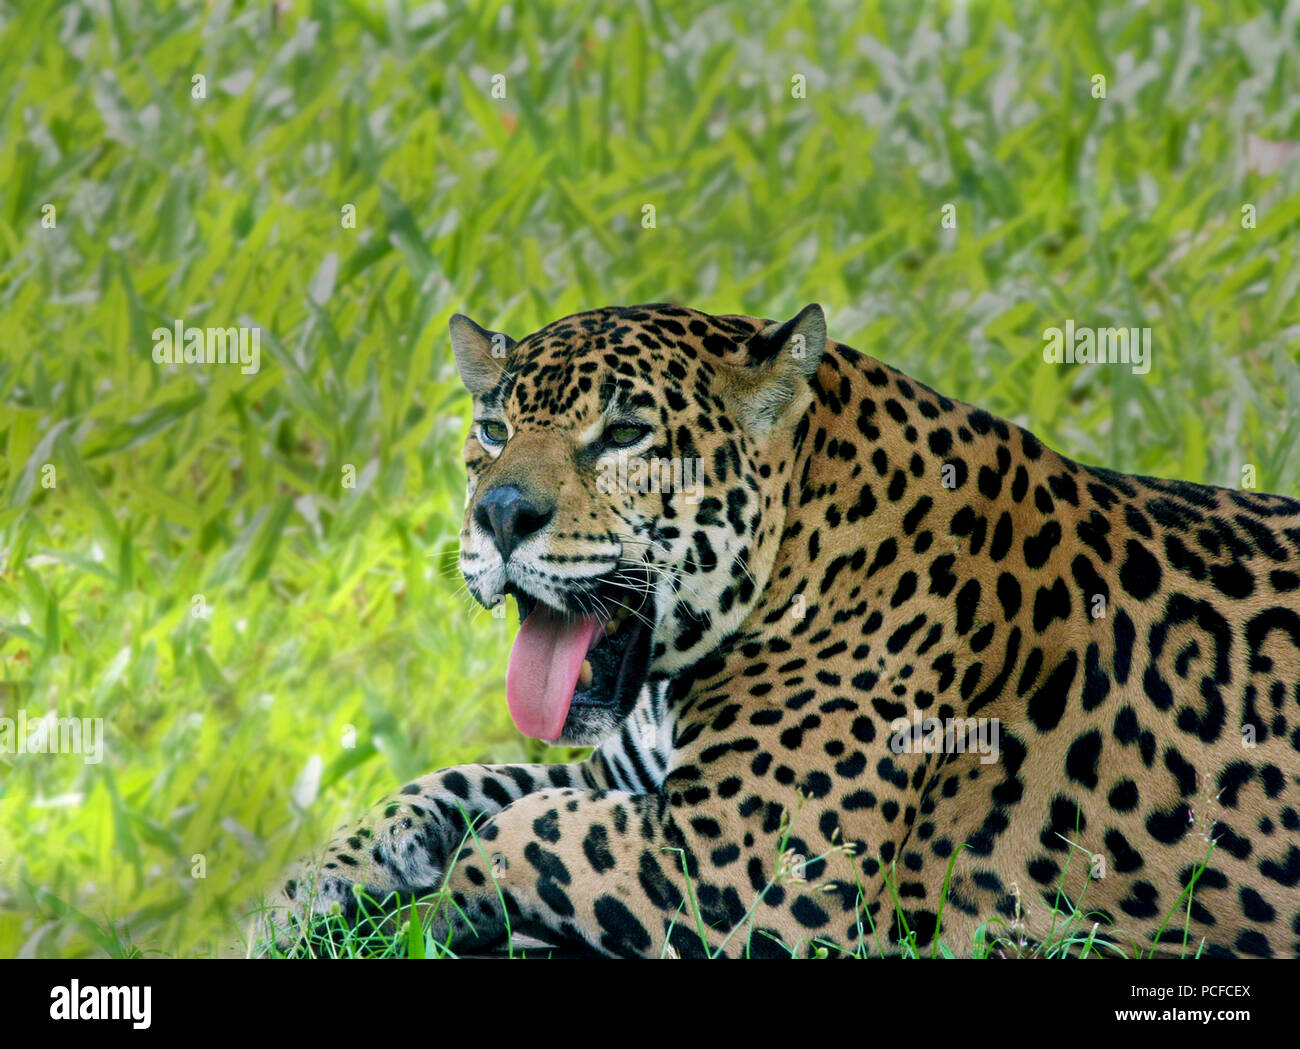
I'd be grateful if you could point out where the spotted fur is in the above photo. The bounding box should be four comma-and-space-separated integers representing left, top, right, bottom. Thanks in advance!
269, 303, 1300, 958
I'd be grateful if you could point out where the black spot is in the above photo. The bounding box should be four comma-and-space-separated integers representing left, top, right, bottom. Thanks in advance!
582, 824, 616, 873
1217, 761, 1255, 807
996, 573, 1021, 620
1259, 846, 1300, 887
1027, 652, 1078, 732
1234, 929, 1273, 957
1113, 610, 1135, 683
1065, 730, 1102, 789
1145, 804, 1190, 845
1031, 578, 1070, 633
1105, 828, 1144, 873
532, 809, 561, 844
1240, 886, 1275, 923
955, 579, 981, 635
1119, 881, 1160, 919
1040, 796, 1087, 851
1119, 540, 1162, 600
791, 895, 830, 929
593, 894, 652, 957
1210, 561, 1255, 599
1212, 822, 1252, 861
1023, 521, 1063, 570
1027, 857, 1060, 885
1163, 747, 1198, 797
1108, 779, 1139, 812
1081, 643, 1111, 711
978, 466, 1002, 500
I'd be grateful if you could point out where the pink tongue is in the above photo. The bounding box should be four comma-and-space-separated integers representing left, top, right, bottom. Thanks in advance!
506, 606, 604, 740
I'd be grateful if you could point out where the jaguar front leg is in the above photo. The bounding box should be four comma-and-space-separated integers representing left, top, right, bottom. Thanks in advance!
263, 761, 599, 954
418, 785, 863, 958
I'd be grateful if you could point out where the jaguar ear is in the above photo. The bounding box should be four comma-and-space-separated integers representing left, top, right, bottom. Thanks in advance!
733, 303, 827, 430
449, 314, 515, 397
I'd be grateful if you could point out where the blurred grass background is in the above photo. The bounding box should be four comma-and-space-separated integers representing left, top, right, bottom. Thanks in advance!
0, 0, 1298, 957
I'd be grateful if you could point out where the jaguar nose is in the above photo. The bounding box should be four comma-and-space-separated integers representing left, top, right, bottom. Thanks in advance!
474, 485, 554, 562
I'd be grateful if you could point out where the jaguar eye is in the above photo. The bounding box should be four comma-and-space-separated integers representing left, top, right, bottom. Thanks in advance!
479, 420, 509, 446
603, 423, 649, 448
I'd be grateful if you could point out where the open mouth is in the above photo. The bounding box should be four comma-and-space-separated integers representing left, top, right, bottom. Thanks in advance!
504, 577, 653, 742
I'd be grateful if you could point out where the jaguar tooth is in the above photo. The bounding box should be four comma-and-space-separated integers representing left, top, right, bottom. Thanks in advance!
605, 618, 619, 636
578, 659, 593, 686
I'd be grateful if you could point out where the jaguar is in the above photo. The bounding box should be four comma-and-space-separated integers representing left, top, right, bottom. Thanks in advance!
265, 302, 1300, 958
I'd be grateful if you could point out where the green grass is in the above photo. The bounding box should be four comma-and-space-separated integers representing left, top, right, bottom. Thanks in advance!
1, 0, 1298, 958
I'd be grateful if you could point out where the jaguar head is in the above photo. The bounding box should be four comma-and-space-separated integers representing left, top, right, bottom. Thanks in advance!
451, 303, 826, 745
